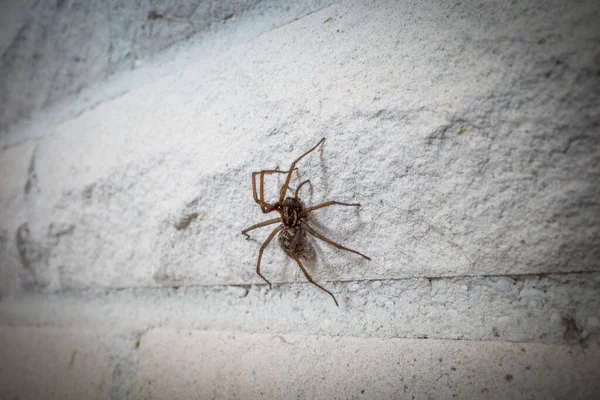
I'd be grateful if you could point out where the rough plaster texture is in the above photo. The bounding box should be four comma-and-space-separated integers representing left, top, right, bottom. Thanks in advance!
1, 0, 600, 398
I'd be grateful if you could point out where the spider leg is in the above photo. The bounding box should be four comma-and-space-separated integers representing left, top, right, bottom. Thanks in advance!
291, 253, 339, 307
278, 138, 325, 204
300, 221, 371, 260
304, 201, 360, 213
255, 224, 284, 289
287, 170, 308, 197
294, 180, 311, 200
252, 170, 284, 212
252, 169, 297, 213
241, 218, 282, 239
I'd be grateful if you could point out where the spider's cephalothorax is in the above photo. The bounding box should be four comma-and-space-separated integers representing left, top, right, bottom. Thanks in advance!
280, 196, 305, 227
242, 138, 371, 307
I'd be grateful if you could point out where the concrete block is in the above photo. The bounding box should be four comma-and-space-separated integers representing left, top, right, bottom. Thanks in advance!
134, 329, 600, 399
0, 0, 598, 292
0, 327, 114, 400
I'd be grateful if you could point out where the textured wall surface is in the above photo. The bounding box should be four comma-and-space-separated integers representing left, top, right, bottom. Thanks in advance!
0, 0, 334, 130
1, 0, 599, 398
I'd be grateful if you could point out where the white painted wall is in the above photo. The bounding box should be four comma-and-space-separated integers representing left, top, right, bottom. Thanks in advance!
1, 0, 599, 398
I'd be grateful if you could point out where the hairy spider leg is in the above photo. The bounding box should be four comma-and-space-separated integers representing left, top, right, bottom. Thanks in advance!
300, 220, 371, 260
304, 201, 360, 213
255, 224, 284, 289
278, 138, 325, 204
291, 253, 339, 307
242, 217, 282, 239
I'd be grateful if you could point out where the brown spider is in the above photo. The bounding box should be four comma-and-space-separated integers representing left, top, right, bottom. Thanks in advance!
241, 138, 370, 306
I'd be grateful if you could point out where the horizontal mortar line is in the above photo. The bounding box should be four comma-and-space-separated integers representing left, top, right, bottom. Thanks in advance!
236, 269, 600, 287
56, 269, 600, 295
127, 330, 580, 347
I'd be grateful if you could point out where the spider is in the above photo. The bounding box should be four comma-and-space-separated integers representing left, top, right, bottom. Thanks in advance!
241, 138, 370, 306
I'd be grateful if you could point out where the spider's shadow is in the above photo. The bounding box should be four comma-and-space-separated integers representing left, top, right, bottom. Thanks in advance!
280, 228, 319, 280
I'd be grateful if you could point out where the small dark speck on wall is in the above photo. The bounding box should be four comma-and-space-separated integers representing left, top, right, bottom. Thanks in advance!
147, 10, 164, 20
175, 213, 199, 230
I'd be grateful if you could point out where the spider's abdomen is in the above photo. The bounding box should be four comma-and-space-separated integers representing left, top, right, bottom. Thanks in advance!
278, 226, 304, 257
